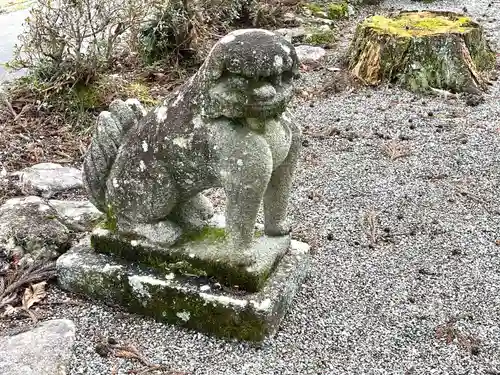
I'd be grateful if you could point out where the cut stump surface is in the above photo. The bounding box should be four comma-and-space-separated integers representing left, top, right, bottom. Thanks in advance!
348, 11, 496, 93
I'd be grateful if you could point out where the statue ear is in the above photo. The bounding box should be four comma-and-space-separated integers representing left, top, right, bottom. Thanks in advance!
200, 43, 226, 81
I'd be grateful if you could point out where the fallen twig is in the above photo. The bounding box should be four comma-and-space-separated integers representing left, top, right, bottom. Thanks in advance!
95, 337, 185, 374
3, 98, 17, 118
382, 140, 411, 160
0, 261, 56, 310
360, 209, 380, 247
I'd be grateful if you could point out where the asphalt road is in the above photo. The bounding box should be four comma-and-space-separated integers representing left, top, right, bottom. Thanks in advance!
0, 8, 30, 81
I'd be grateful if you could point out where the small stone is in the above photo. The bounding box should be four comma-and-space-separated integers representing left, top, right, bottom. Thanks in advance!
48, 200, 102, 231
14, 163, 83, 197
465, 94, 485, 107
470, 345, 480, 355
274, 27, 307, 43
107, 337, 117, 345
295, 45, 326, 67
427, 111, 434, 117
95, 343, 111, 357
302, 139, 310, 147
451, 248, 462, 256
0, 319, 76, 375
0, 196, 72, 260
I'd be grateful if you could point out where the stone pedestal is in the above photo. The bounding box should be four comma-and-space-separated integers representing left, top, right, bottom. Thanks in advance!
56, 216, 310, 343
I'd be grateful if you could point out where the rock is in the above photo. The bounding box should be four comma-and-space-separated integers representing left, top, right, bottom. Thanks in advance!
347, 4, 355, 17
295, 45, 326, 66
15, 163, 83, 198
48, 200, 102, 231
0, 319, 76, 375
0, 196, 72, 261
463, 93, 485, 106
57, 237, 310, 343
283, 12, 304, 26
309, 16, 335, 25
275, 27, 307, 43
348, 11, 496, 93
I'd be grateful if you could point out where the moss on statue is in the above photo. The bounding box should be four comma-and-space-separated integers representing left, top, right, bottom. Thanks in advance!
101, 204, 118, 232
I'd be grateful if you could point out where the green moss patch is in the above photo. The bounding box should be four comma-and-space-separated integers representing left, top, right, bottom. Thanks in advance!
304, 29, 336, 46
305, 2, 349, 20
365, 12, 474, 37
327, 2, 348, 19
176, 226, 227, 244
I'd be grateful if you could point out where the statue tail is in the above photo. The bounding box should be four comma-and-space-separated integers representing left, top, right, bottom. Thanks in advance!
82, 99, 146, 212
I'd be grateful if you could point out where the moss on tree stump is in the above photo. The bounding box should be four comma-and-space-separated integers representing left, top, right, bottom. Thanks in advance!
348, 11, 496, 93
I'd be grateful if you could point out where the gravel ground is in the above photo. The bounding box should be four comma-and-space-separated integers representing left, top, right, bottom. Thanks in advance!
3, 0, 500, 374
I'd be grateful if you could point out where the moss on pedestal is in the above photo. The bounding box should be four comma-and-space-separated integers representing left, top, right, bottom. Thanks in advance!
348, 11, 496, 93
90, 224, 290, 293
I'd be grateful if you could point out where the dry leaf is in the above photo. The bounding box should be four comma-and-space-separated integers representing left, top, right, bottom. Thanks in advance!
22, 281, 47, 310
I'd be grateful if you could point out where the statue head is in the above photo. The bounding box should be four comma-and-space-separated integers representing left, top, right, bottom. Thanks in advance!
197, 29, 300, 119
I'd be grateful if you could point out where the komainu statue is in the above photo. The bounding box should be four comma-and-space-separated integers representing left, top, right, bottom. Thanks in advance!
82, 29, 302, 266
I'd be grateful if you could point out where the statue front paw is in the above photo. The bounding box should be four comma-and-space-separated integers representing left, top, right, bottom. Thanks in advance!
227, 237, 257, 267
264, 221, 292, 237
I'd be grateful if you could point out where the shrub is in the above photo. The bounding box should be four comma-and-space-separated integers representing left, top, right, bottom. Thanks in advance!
10, 0, 152, 86
138, 0, 294, 64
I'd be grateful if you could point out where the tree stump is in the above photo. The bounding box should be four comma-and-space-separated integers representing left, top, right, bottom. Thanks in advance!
348, 11, 496, 93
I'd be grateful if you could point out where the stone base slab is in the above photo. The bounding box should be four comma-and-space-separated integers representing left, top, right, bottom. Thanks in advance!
91, 215, 291, 292
56, 237, 310, 343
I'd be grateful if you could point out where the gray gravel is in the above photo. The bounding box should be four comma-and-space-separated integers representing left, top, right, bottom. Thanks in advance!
3, 0, 500, 374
